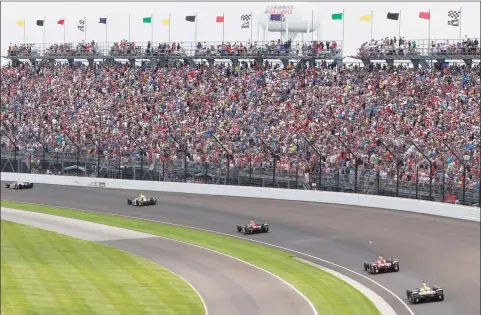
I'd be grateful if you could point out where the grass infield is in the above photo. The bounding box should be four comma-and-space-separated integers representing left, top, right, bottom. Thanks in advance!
0, 220, 204, 315
1, 200, 380, 315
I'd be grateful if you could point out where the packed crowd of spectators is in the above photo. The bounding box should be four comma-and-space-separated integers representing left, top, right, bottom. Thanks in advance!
195, 40, 340, 58
7, 39, 341, 59
358, 37, 480, 57
430, 37, 480, 55
45, 41, 100, 56
1, 60, 480, 195
7, 44, 40, 57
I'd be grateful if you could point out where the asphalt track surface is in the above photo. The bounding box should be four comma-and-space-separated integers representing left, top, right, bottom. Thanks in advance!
1, 207, 314, 315
2, 183, 480, 315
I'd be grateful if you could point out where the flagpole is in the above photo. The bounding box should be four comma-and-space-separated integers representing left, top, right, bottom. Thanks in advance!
428, 9, 431, 68
195, 14, 198, 45
370, 11, 373, 40
129, 15, 131, 42
84, 16, 87, 42
64, 17, 66, 44
459, 7, 462, 41
169, 14, 171, 44
341, 9, 345, 60
23, 18, 26, 44
105, 15, 108, 44
250, 11, 253, 43
151, 14, 154, 44
311, 10, 314, 42
286, 16, 289, 42
398, 10, 401, 39
222, 12, 225, 43
43, 16, 46, 55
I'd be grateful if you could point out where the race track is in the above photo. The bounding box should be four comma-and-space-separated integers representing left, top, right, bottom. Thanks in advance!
1, 207, 314, 315
2, 183, 479, 315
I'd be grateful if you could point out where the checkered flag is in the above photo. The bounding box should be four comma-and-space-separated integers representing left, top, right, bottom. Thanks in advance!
448, 10, 460, 19
240, 13, 251, 29
447, 10, 460, 27
240, 14, 251, 21
77, 19, 85, 32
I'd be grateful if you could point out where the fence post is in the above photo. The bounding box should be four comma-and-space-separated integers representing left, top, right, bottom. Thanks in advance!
300, 134, 323, 191
63, 132, 80, 177
410, 141, 433, 200
249, 158, 252, 184
29, 130, 46, 174
85, 133, 102, 178
1, 129, 18, 168
211, 134, 233, 185
258, 135, 278, 185
296, 163, 299, 189
168, 129, 188, 182
375, 138, 401, 197
336, 136, 359, 193
415, 165, 419, 198
442, 141, 467, 205
442, 170, 446, 202
126, 132, 145, 181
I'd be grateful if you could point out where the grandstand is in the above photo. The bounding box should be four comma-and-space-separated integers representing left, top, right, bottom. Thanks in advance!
5, 40, 343, 69
1, 37, 480, 207
351, 37, 480, 68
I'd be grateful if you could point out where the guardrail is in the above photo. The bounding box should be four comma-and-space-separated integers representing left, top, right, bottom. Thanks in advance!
356, 48, 481, 59
1, 152, 479, 207
5, 40, 343, 60
1, 172, 479, 222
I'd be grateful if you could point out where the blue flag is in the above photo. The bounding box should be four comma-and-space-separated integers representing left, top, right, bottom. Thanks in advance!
270, 14, 281, 21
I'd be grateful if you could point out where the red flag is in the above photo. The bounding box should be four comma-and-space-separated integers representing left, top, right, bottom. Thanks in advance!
57, 19, 65, 25
216, 16, 224, 23
419, 12, 430, 20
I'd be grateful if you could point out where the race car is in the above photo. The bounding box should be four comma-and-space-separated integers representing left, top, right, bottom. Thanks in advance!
5, 181, 34, 189
127, 194, 157, 206
364, 256, 399, 274
237, 220, 269, 234
406, 283, 444, 304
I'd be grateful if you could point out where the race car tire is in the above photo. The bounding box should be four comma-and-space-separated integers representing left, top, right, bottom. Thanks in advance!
438, 294, 444, 301
393, 264, 399, 271
5, 183, 10, 188
127, 199, 132, 205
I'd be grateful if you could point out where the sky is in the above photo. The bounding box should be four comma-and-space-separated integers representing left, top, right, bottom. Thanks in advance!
1, 1, 480, 65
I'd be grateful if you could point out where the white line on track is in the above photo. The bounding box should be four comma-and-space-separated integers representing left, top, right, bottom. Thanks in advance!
145, 232, 318, 315
1, 206, 209, 315
3, 200, 415, 315
109, 244, 209, 315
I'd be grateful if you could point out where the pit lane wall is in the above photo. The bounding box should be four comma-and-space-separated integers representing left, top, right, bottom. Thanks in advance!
2, 172, 479, 222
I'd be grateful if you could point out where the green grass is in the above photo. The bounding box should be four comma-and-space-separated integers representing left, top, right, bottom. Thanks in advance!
0, 219, 204, 315
1, 201, 380, 315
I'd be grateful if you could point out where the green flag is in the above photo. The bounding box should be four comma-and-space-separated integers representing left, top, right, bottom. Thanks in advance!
143, 17, 152, 23
332, 13, 343, 20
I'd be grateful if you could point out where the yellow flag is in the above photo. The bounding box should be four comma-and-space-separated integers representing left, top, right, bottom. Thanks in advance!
360, 15, 371, 22
161, 19, 170, 25
17, 20, 24, 26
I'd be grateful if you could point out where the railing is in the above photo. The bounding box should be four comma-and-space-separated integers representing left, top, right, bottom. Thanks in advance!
355, 38, 481, 59
5, 40, 343, 60
2, 150, 479, 207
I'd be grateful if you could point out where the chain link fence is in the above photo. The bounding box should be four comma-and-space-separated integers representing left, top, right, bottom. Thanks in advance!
1, 149, 479, 207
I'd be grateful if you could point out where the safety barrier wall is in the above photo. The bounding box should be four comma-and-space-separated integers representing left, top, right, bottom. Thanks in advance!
2, 172, 479, 222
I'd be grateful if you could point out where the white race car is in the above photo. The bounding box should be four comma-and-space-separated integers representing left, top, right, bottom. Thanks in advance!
5, 181, 34, 189
127, 194, 157, 206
